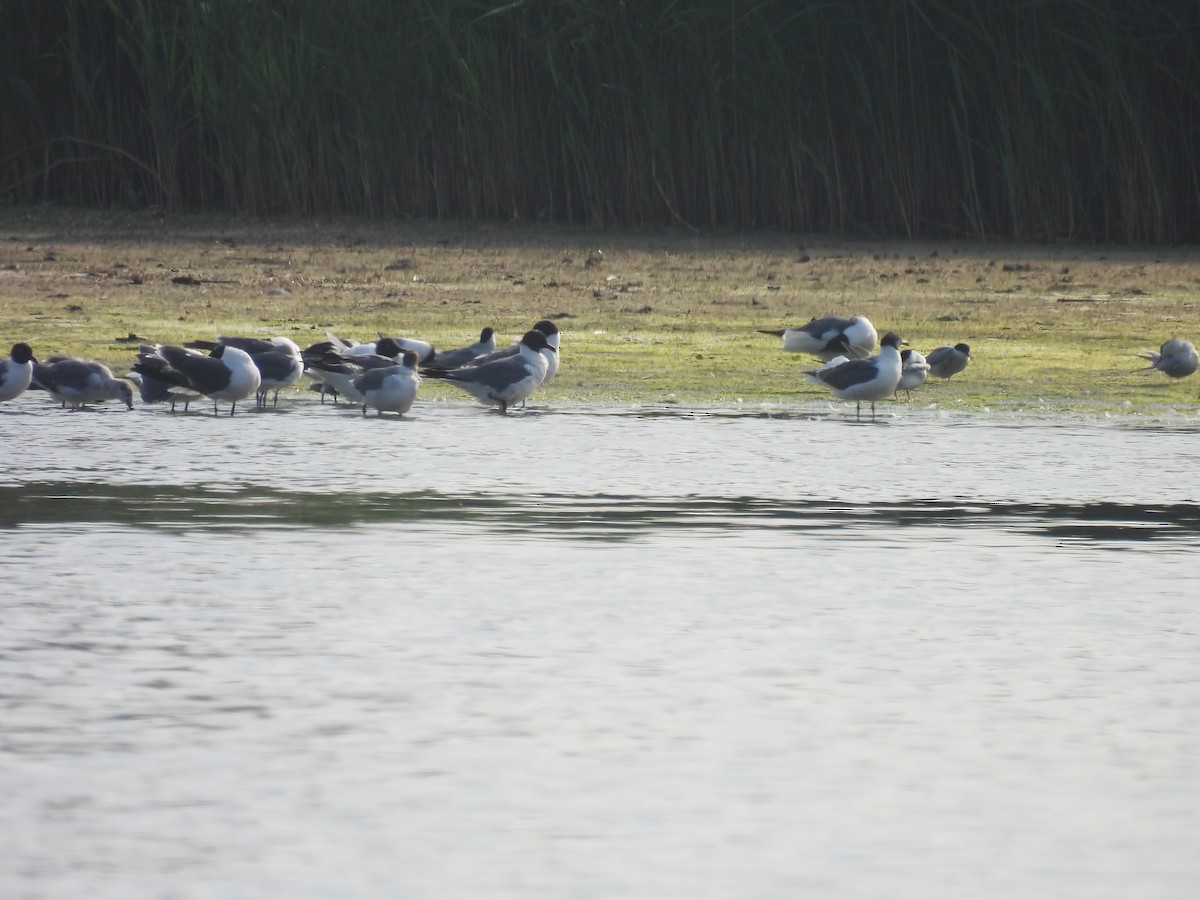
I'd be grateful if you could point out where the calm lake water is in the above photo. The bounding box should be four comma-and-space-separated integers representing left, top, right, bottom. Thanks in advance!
2, 396, 1199, 899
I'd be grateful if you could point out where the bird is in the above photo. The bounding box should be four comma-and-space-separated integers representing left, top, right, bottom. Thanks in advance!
187, 336, 304, 407
896, 348, 931, 400
806, 332, 907, 420
379, 336, 436, 366
426, 319, 560, 384
133, 344, 261, 416
423, 329, 551, 413
759, 315, 878, 361
313, 333, 431, 365
325, 332, 437, 366
423, 327, 495, 370
128, 344, 207, 412
353, 351, 421, 417
1136, 338, 1198, 380
301, 340, 413, 406
302, 355, 366, 405
125, 368, 200, 412
31, 356, 134, 410
926, 343, 972, 379
0, 342, 36, 404
533, 319, 561, 384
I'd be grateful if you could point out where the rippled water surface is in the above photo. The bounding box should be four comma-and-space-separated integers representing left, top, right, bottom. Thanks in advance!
2, 398, 1199, 899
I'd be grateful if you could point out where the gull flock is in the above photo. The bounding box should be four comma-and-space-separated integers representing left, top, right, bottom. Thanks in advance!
1, 313, 1196, 420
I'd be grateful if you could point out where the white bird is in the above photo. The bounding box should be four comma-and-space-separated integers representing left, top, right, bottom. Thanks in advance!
1136, 338, 1198, 380
353, 351, 421, 417
303, 356, 365, 405
806, 332, 907, 420
429, 319, 560, 384
0, 342, 36, 404
317, 332, 434, 365
302, 342, 413, 405
424, 329, 551, 413
759, 315, 878, 360
896, 348, 931, 400
334, 332, 437, 366
134, 344, 261, 416
926, 343, 972, 379
32, 357, 134, 410
187, 336, 304, 407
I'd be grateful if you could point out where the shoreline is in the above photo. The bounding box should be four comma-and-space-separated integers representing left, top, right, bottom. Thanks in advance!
2, 208, 1198, 415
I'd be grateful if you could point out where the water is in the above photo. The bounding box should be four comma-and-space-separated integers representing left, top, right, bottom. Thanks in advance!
2, 398, 1199, 899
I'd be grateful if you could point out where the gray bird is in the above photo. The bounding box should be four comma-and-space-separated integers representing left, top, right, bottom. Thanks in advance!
424, 330, 552, 413
759, 315, 878, 361
187, 335, 304, 407
1136, 338, 1198, 380
926, 343, 972, 379
133, 344, 260, 416
896, 348, 931, 400
33, 357, 134, 410
423, 327, 496, 370
353, 351, 421, 417
428, 320, 561, 384
806, 332, 907, 420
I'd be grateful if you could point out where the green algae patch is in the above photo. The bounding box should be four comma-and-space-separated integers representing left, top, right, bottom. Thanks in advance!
1, 209, 1197, 416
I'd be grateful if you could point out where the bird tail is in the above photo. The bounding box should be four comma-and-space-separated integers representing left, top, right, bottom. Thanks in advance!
757, 329, 786, 337
1134, 350, 1161, 370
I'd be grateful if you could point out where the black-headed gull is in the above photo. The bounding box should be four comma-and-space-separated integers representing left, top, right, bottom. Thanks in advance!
759, 315, 878, 360
134, 344, 261, 416
33, 357, 134, 410
424, 330, 551, 413
1136, 338, 1198, 380
426, 320, 560, 384
424, 327, 496, 370
353, 351, 421, 417
806, 332, 906, 420
896, 348, 931, 400
188, 336, 304, 407
0, 342, 36, 404
926, 343, 972, 379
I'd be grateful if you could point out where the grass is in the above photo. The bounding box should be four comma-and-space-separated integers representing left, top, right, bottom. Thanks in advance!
1, 208, 1198, 415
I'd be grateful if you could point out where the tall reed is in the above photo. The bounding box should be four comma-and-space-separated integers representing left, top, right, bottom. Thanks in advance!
2, 0, 1198, 241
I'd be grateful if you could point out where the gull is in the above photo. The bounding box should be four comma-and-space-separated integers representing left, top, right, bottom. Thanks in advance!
926, 343, 972, 379
325, 332, 438, 366
125, 368, 200, 412
424, 327, 496, 370
133, 344, 260, 416
426, 319, 560, 384
302, 342, 411, 405
314, 333, 428, 364
0, 342, 36, 404
806, 332, 906, 420
353, 351, 421, 417
759, 315, 878, 360
302, 356, 364, 405
1136, 338, 1198, 380
32, 357, 134, 410
896, 348, 931, 400
424, 329, 551, 413
187, 336, 304, 407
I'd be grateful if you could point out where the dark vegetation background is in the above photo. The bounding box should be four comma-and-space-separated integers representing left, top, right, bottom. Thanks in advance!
3, 0, 1199, 242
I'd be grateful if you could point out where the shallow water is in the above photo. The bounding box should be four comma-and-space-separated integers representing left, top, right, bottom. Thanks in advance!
2, 397, 1199, 899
